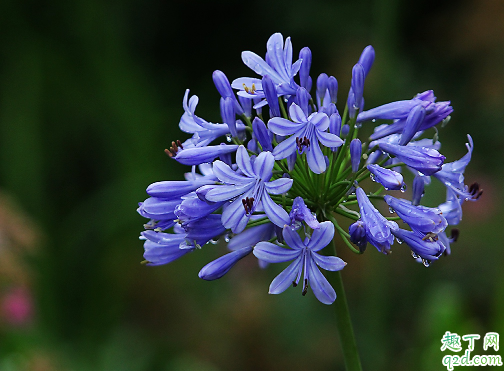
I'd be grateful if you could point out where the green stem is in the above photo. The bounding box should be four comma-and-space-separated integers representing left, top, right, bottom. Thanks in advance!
328, 238, 363, 371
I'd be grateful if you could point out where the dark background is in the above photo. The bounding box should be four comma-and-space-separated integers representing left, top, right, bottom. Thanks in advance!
0, 0, 503, 370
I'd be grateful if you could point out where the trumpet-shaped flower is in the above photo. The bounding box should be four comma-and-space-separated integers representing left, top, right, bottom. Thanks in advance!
205, 146, 292, 233
391, 228, 445, 262
367, 164, 405, 190
179, 90, 245, 147
356, 187, 398, 253
237, 33, 302, 97
378, 142, 445, 176
384, 195, 447, 235
433, 135, 476, 200
253, 222, 346, 304
269, 103, 343, 174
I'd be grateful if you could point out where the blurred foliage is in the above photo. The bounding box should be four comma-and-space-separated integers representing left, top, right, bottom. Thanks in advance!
0, 0, 503, 370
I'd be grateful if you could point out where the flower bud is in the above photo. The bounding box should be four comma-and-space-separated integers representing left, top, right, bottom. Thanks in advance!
350, 139, 362, 172
399, 105, 426, 145
299, 47, 312, 91
199, 247, 253, 280
262, 75, 280, 117
252, 117, 273, 152
327, 76, 338, 103
358, 45, 375, 77
367, 164, 405, 190
349, 220, 367, 253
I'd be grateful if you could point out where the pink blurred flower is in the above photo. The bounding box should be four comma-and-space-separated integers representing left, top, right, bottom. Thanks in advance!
1, 286, 33, 326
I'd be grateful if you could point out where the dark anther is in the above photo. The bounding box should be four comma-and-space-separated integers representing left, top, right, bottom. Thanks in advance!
422, 232, 438, 242
469, 182, 483, 199
469, 182, 479, 194
296, 136, 310, 152
242, 197, 255, 214
450, 228, 459, 242
292, 281, 297, 288
165, 140, 183, 157
302, 279, 308, 296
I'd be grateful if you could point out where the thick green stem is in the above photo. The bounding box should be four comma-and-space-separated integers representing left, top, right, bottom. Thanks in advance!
329, 239, 363, 371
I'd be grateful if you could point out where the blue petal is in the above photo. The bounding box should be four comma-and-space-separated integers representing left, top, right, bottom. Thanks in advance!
253, 242, 301, 263
272, 133, 298, 160
307, 256, 336, 304
309, 112, 330, 130
146, 180, 210, 199
283, 37, 293, 74
261, 192, 291, 228
306, 140, 326, 174
316, 130, 343, 148
289, 103, 307, 123
228, 223, 275, 250
213, 160, 251, 185
252, 117, 273, 152
221, 194, 250, 233
267, 33, 290, 82
265, 178, 293, 195
291, 59, 302, 76
289, 197, 321, 229
138, 197, 179, 219
312, 252, 346, 271
241, 51, 283, 84
282, 227, 306, 251
198, 246, 253, 280
268, 117, 303, 136
268, 255, 303, 294
174, 144, 239, 166
253, 151, 275, 181
236, 145, 255, 177
205, 183, 253, 202
307, 221, 334, 252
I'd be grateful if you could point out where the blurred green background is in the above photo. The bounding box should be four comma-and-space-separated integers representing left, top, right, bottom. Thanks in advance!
0, 0, 503, 370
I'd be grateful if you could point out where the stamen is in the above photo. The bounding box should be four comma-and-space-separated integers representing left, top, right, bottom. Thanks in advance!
450, 228, 459, 242
241, 197, 255, 214
302, 278, 308, 296
242, 83, 256, 95
296, 136, 311, 152
422, 232, 438, 242
165, 140, 183, 157
468, 182, 483, 199
292, 281, 297, 287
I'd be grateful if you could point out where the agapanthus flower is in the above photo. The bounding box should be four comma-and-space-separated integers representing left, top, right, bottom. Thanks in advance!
253, 222, 346, 304
269, 103, 343, 173
367, 164, 405, 191
236, 33, 302, 98
204, 146, 292, 233
137, 32, 479, 308
356, 187, 398, 254
433, 135, 477, 201
384, 195, 447, 235
172, 143, 239, 166
349, 220, 367, 253
391, 228, 446, 263
141, 228, 193, 266
378, 142, 445, 176
179, 90, 245, 147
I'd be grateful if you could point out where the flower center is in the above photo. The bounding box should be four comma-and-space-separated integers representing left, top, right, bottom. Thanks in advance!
242, 83, 257, 95
241, 197, 255, 215
165, 140, 184, 157
296, 136, 310, 153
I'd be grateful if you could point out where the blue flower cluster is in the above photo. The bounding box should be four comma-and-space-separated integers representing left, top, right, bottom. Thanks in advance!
138, 33, 481, 304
